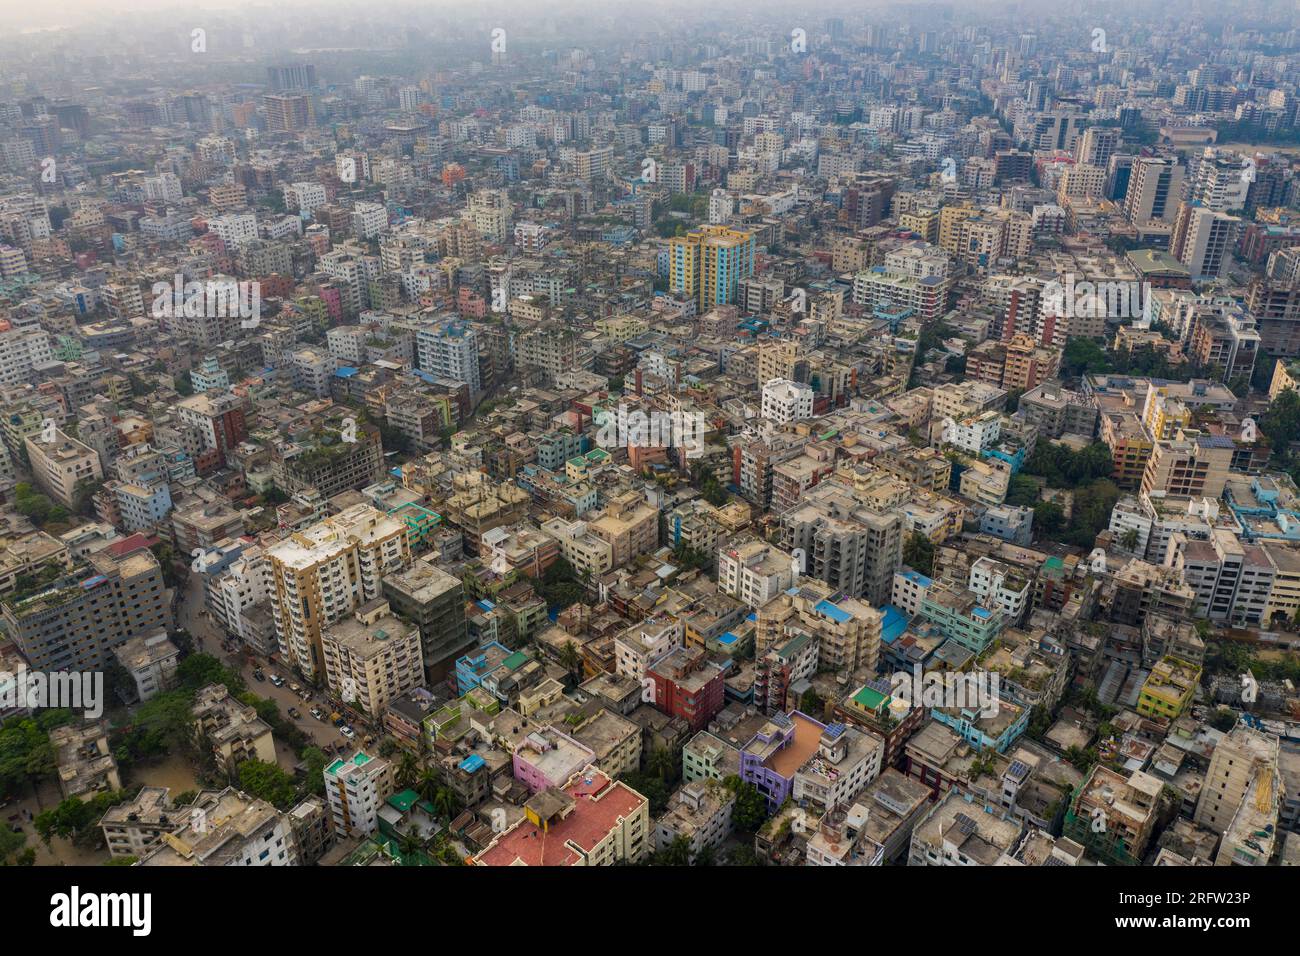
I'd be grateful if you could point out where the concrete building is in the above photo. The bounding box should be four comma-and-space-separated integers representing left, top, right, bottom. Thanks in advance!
717, 539, 796, 608
24, 428, 102, 508
761, 378, 814, 424
139, 787, 298, 866
473, 767, 650, 866
112, 632, 180, 702
653, 778, 734, 862
267, 503, 411, 682
192, 683, 277, 776
381, 558, 469, 681
51, 721, 121, 799
320, 598, 424, 718
1, 547, 171, 671
324, 750, 394, 838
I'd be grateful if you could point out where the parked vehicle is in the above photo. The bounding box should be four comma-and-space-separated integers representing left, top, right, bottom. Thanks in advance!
269, 675, 285, 687
340, 725, 356, 740
287, 707, 301, 720
253, 670, 266, 682
310, 707, 324, 721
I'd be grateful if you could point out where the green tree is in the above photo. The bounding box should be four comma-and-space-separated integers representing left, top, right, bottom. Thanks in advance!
1060, 338, 1110, 378
300, 747, 328, 796
903, 531, 935, 576
724, 775, 769, 833
395, 751, 420, 791
1033, 499, 1066, 536
236, 759, 298, 809
646, 747, 676, 783
1005, 474, 1040, 507
558, 640, 584, 683
650, 834, 693, 866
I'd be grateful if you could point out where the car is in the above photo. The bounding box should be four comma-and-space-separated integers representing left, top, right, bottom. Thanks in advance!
310, 707, 324, 721
340, 725, 356, 740
287, 707, 301, 720
288, 682, 301, 694
269, 675, 285, 687
253, 670, 266, 682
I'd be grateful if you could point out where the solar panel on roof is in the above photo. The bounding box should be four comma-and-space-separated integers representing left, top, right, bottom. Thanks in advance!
953, 813, 977, 835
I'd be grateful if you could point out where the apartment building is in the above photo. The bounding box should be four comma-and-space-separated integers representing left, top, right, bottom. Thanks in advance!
587, 490, 658, 568
474, 767, 650, 866
761, 378, 814, 424
24, 428, 102, 508
320, 599, 424, 717
1195, 726, 1279, 841
192, 683, 277, 776
780, 480, 904, 607
381, 558, 469, 680
324, 750, 394, 838
717, 539, 796, 608
267, 504, 411, 682
1, 546, 170, 670
654, 779, 735, 863
139, 787, 298, 866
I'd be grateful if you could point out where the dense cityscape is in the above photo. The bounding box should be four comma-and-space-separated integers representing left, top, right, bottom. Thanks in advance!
0, 0, 1297, 889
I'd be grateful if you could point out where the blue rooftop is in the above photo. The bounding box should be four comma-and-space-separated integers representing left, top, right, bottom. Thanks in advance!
881, 605, 908, 645
719, 631, 739, 646
814, 599, 852, 625
459, 754, 485, 773
334, 366, 358, 377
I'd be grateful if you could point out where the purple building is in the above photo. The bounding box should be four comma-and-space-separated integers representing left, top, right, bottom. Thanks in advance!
739, 710, 826, 809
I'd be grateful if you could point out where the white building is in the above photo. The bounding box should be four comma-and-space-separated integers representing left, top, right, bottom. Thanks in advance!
324, 751, 392, 838
761, 378, 814, 424
968, 556, 1032, 624
717, 540, 796, 608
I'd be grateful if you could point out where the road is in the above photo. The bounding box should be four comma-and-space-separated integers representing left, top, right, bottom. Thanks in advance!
176, 571, 356, 752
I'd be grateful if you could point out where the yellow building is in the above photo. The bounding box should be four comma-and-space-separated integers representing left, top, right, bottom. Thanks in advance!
1269, 360, 1300, 400
1136, 656, 1201, 719
899, 207, 939, 243
587, 490, 658, 568
595, 314, 649, 343
938, 204, 978, 254
669, 225, 755, 311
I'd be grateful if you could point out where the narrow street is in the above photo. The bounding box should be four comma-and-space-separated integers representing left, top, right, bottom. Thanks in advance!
176, 571, 355, 753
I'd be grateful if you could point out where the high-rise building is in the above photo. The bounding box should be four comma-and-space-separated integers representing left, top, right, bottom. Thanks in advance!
267, 64, 317, 91
1123, 157, 1184, 224
416, 321, 481, 394
1, 546, 171, 671
320, 599, 424, 717
1170, 204, 1240, 280
263, 93, 314, 132
381, 558, 469, 680
267, 504, 411, 681
669, 226, 755, 311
